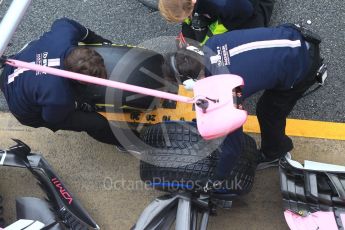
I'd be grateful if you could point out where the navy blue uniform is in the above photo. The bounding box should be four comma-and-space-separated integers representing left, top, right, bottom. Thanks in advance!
204, 25, 311, 97
202, 25, 320, 178
1, 18, 87, 127
0, 18, 121, 146
196, 0, 254, 30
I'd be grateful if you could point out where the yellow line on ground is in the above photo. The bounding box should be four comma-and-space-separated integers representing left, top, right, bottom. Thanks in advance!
100, 85, 345, 141
102, 111, 345, 140
244, 115, 345, 141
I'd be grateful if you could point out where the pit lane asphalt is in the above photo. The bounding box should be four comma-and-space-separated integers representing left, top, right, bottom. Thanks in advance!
1, 113, 345, 229
0, 0, 344, 229
0, 0, 344, 122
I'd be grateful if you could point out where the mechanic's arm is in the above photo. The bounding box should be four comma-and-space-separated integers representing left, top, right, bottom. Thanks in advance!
42, 104, 75, 124
48, 109, 120, 145
181, 21, 197, 42
50, 17, 112, 44
214, 128, 244, 180
216, 0, 254, 22
42, 95, 99, 124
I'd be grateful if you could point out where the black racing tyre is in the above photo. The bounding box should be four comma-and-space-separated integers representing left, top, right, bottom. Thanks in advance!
140, 122, 259, 195
139, 121, 223, 168
137, 0, 158, 11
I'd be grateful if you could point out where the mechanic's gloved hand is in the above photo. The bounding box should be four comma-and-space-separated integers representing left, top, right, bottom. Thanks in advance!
183, 79, 196, 91
180, 23, 196, 47
75, 101, 98, 112
191, 14, 211, 43
82, 28, 112, 44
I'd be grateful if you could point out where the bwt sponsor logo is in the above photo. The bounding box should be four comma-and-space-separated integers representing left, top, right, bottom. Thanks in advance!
51, 178, 73, 204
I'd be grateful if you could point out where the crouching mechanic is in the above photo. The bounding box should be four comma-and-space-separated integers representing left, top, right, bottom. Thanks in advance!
160, 0, 276, 45
0, 18, 125, 148
163, 24, 326, 183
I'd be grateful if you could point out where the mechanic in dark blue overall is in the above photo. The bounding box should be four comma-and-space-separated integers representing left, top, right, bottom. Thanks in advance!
160, 0, 275, 44
0, 18, 125, 147
162, 24, 324, 182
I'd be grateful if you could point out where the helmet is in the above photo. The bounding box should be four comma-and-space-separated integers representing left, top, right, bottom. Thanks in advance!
169, 45, 204, 83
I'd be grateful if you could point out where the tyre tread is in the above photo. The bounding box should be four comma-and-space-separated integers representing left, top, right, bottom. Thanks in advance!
140, 122, 258, 195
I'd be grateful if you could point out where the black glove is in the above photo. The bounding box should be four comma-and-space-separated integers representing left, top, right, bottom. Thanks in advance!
180, 15, 213, 45
191, 15, 212, 43
82, 28, 112, 44
74, 90, 99, 113
75, 100, 98, 112
181, 22, 197, 42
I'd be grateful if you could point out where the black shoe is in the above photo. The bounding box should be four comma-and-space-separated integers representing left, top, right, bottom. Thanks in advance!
257, 151, 289, 170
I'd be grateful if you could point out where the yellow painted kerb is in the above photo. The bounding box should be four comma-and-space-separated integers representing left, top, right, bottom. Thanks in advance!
100, 85, 345, 141
244, 115, 345, 141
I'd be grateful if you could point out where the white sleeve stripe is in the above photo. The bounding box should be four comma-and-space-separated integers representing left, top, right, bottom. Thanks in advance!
229, 39, 302, 57
8, 67, 30, 84
47, 58, 60, 67
7, 59, 60, 84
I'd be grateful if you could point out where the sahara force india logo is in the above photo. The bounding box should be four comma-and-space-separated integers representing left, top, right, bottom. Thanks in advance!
210, 44, 231, 67
35, 52, 48, 75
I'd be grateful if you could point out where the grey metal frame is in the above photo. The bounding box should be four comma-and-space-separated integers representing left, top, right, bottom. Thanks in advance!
132, 193, 210, 230
0, 0, 32, 56
0, 140, 100, 229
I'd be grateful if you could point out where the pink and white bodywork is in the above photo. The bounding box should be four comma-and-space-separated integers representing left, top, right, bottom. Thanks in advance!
284, 211, 344, 230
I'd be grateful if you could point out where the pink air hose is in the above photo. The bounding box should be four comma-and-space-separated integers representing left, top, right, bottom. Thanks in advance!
5, 59, 248, 140
5, 59, 195, 104
0, 0, 247, 141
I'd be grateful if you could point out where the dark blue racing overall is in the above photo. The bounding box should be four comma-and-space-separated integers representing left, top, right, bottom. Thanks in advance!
0, 18, 120, 146
202, 24, 322, 179
195, 0, 255, 30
